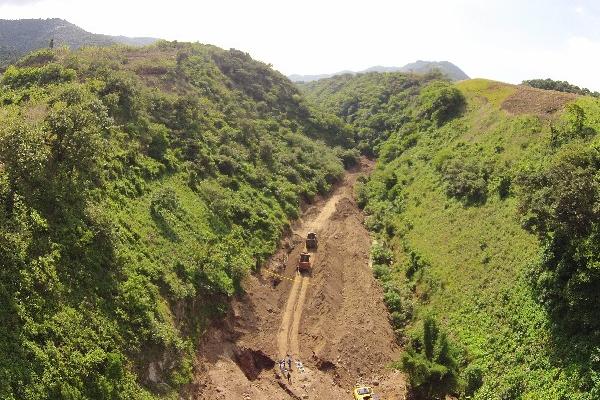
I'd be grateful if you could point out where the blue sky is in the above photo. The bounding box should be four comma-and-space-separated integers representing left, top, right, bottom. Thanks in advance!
1, 0, 600, 90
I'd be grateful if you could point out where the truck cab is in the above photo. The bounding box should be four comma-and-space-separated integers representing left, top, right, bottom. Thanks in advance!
298, 252, 311, 273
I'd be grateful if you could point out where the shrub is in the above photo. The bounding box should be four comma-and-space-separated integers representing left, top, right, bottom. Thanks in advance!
147, 123, 170, 161
372, 263, 391, 280
16, 48, 56, 67
462, 364, 484, 396
371, 242, 393, 265
438, 157, 488, 205
334, 146, 360, 168
417, 81, 465, 126
518, 141, 600, 331
400, 316, 460, 399
550, 104, 595, 147
1, 63, 76, 88
406, 250, 429, 279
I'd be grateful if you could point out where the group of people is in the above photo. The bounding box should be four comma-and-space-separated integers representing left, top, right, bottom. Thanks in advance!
279, 354, 293, 383
278, 354, 305, 384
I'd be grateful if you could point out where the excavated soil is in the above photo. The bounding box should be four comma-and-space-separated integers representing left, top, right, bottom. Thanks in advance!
501, 85, 577, 116
192, 159, 406, 399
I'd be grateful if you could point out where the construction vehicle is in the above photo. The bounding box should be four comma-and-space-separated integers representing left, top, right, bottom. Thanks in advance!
298, 252, 311, 273
306, 232, 318, 250
353, 384, 379, 400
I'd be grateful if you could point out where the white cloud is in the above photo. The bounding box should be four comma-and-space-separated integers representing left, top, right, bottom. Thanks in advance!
0, 0, 42, 4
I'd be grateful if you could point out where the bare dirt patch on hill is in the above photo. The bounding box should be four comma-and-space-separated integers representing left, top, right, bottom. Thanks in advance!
501, 85, 577, 117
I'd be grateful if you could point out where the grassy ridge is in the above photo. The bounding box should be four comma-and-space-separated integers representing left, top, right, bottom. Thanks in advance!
0, 42, 349, 399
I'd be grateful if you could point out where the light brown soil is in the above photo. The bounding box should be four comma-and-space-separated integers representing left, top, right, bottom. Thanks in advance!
501, 85, 577, 116
192, 159, 407, 399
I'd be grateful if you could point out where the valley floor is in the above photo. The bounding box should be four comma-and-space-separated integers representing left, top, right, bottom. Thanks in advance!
192, 159, 406, 399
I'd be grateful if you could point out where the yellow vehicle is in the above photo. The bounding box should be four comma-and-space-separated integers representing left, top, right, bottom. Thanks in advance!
353, 385, 379, 400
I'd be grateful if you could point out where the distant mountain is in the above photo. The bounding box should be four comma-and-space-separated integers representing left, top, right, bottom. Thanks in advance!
289, 61, 469, 82
0, 18, 159, 66
397, 60, 469, 81
288, 70, 353, 83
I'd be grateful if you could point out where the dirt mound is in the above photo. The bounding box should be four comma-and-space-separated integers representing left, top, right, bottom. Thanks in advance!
192, 159, 406, 399
501, 85, 577, 116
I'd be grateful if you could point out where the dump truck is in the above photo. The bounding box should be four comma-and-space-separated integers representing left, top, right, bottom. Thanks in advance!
353, 385, 379, 400
298, 252, 311, 273
306, 232, 318, 250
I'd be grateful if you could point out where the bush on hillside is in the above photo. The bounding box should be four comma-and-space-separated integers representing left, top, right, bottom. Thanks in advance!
1, 63, 76, 88
15, 48, 56, 67
518, 141, 600, 332
417, 81, 465, 127
550, 103, 596, 147
400, 316, 460, 399
436, 155, 489, 205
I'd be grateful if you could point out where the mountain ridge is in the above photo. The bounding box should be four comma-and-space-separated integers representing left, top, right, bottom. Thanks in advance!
289, 60, 469, 82
0, 18, 159, 66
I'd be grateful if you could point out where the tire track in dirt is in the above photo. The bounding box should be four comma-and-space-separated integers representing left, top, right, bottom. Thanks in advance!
277, 173, 339, 361
278, 187, 331, 360
277, 272, 302, 358
289, 275, 310, 357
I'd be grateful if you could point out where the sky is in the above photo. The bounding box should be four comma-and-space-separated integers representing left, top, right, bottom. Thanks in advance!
1, 0, 600, 90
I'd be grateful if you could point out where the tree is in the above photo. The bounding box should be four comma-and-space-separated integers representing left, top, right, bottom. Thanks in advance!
523, 78, 600, 98
401, 316, 460, 399
518, 141, 600, 331
417, 81, 465, 126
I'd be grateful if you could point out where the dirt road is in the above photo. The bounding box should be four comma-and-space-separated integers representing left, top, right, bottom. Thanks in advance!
192, 159, 406, 399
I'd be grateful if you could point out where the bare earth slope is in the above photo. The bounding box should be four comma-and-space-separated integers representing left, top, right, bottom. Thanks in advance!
192, 159, 406, 399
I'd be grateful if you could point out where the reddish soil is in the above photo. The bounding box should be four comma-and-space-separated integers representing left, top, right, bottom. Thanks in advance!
191, 159, 407, 399
501, 85, 577, 116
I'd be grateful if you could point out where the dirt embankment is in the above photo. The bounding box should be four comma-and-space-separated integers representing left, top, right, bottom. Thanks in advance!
191, 159, 406, 399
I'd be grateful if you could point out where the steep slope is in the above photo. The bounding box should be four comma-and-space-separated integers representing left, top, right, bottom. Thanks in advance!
308, 75, 600, 398
0, 18, 158, 66
0, 42, 351, 399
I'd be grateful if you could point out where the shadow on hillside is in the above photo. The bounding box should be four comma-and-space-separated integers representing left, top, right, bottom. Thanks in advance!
151, 212, 181, 242
547, 319, 600, 391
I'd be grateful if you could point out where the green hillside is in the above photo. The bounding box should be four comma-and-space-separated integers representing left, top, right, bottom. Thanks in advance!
299, 71, 442, 155
0, 42, 351, 399
305, 75, 600, 398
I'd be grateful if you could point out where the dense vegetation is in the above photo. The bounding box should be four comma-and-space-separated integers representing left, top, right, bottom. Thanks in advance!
306, 75, 600, 398
0, 18, 157, 67
299, 71, 444, 156
523, 78, 600, 98
0, 42, 350, 399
